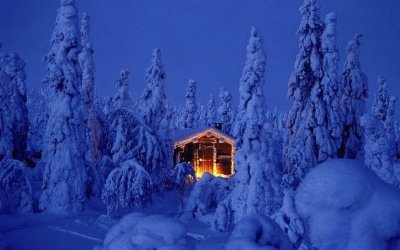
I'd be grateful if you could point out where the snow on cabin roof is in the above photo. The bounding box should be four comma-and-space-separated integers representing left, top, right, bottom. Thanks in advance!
172, 127, 235, 147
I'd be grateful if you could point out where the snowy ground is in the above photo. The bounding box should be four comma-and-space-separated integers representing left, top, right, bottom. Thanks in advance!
0, 192, 228, 250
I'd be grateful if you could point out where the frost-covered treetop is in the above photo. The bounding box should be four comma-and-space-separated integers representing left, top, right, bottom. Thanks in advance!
44, 0, 80, 96
116, 69, 129, 88
321, 12, 337, 54
297, 0, 323, 45
80, 12, 92, 50
288, 0, 323, 102
114, 69, 132, 109
140, 48, 168, 132
343, 34, 368, 98
238, 27, 266, 116
144, 48, 166, 91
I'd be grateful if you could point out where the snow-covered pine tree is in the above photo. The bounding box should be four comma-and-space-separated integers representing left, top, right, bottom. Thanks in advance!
78, 12, 102, 198
217, 87, 235, 135
39, 0, 87, 213
284, 0, 325, 189
0, 69, 12, 161
139, 48, 170, 139
182, 79, 199, 129
5, 53, 29, 160
372, 76, 390, 124
361, 113, 398, 187
278, 0, 326, 247
215, 27, 282, 231
79, 12, 100, 164
205, 94, 217, 127
114, 69, 132, 110
338, 34, 368, 158
320, 12, 343, 158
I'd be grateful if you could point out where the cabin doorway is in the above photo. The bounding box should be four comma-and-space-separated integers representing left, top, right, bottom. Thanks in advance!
198, 143, 214, 176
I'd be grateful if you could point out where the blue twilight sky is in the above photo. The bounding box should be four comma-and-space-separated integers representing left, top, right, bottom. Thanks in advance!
1, 0, 399, 112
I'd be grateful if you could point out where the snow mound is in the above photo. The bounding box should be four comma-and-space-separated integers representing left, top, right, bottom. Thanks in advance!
0, 159, 32, 213
183, 173, 232, 219
225, 214, 292, 250
101, 213, 195, 250
296, 159, 400, 250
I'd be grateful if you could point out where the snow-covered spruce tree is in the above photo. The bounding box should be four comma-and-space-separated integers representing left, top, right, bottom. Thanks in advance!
79, 12, 100, 163
0, 70, 12, 161
139, 48, 170, 139
372, 76, 390, 124
114, 69, 132, 110
39, 0, 87, 213
278, 0, 326, 247
338, 34, 368, 158
5, 53, 29, 160
361, 113, 398, 187
215, 27, 282, 231
205, 94, 217, 127
102, 160, 152, 218
182, 79, 199, 129
320, 12, 343, 158
0, 159, 32, 213
217, 87, 236, 134
109, 109, 169, 187
78, 12, 102, 197
27, 90, 49, 156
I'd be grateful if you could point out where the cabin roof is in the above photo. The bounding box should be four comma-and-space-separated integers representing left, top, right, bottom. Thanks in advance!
172, 127, 235, 148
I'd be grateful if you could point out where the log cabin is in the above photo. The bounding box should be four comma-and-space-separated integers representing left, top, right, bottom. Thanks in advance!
173, 127, 235, 178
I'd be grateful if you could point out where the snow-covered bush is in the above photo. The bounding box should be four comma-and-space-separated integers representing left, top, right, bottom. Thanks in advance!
225, 215, 292, 250
102, 160, 152, 218
0, 159, 32, 213
109, 108, 170, 187
183, 173, 231, 219
169, 162, 196, 197
296, 159, 400, 249
100, 213, 195, 250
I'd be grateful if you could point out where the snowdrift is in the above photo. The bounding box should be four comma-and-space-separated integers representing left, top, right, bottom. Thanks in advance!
99, 213, 195, 250
296, 159, 400, 249
225, 214, 292, 250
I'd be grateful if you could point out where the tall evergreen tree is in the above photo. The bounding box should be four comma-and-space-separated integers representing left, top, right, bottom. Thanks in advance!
0, 69, 12, 161
339, 34, 368, 158
215, 27, 282, 231
204, 94, 216, 127
277, 1, 326, 247
139, 49, 169, 139
114, 69, 132, 109
284, 0, 324, 189
217, 87, 235, 134
183, 79, 199, 129
40, 0, 87, 213
6, 53, 29, 160
372, 76, 390, 123
79, 12, 100, 163
320, 12, 343, 158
